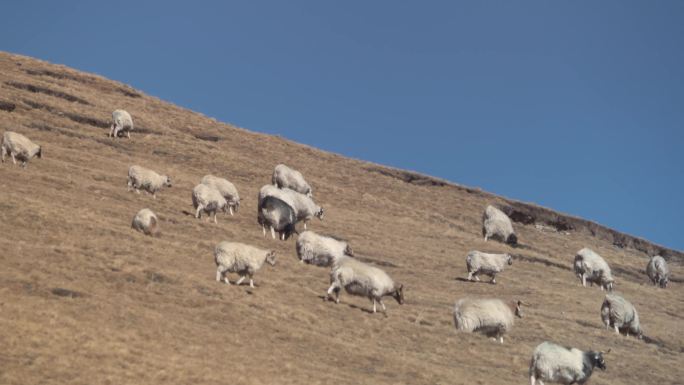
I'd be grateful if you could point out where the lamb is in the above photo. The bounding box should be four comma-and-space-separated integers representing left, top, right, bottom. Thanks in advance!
214, 241, 276, 288
259, 184, 323, 229
326, 256, 403, 314
272, 163, 312, 197
646, 255, 669, 288
258, 195, 298, 240
192, 184, 228, 223
127, 165, 172, 198
131, 208, 160, 237
1, 131, 42, 167
109, 109, 134, 138
465, 251, 512, 284
482, 205, 517, 245
573, 248, 614, 291
296, 231, 354, 267
453, 298, 524, 344
201, 174, 240, 215
600, 294, 643, 339
529, 341, 608, 385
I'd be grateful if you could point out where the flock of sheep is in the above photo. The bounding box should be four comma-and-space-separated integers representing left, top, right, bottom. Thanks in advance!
1, 109, 673, 385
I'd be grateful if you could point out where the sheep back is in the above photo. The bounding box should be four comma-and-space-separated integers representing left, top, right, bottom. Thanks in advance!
131, 208, 160, 236
601, 294, 642, 337
201, 175, 240, 209
646, 255, 669, 288
272, 164, 312, 196
574, 248, 614, 289
332, 256, 396, 299
482, 205, 517, 245
2, 131, 42, 163
128, 165, 171, 194
453, 298, 515, 336
193, 183, 227, 212
214, 241, 273, 275
466, 251, 512, 276
296, 231, 352, 266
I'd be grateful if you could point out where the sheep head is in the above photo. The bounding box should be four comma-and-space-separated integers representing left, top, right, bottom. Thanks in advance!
393, 284, 404, 305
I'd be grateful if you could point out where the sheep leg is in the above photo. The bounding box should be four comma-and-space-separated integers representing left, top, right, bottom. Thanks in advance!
484, 235, 488, 242
235, 276, 246, 286
530, 376, 536, 385
280, 232, 285, 241
581, 274, 586, 287
229, 206, 234, 216
490, 275, 497, 284
467, 272, 473, 281
262, 224, 266, 237
326, 283, 340, 303
304, 221, 308, 230
109, 124, 115, 137
473, 273, 480, 282
499, 336, 504, 344
614, 325, 620, 335
213, 211, 218, 224
1, 146, 6, 162
216, 269, 222, 282
126, 131, 131, 139
195, 206, 203, 219
379, 299, 386, 312
270, 226, 276, 239
372, 299, 377, 313
249, 277, 254, 288
11, 153, 16, 165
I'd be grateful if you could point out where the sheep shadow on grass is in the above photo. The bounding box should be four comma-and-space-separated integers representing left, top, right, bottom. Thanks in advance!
318, 295, 387, 316
455, 277, 496, 284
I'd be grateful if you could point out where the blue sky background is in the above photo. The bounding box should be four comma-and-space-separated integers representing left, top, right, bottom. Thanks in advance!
2, 1, 682, 250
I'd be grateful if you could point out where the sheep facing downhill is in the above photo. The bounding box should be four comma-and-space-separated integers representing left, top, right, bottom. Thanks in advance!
259, 185, 323, 229
600, 294, 643, 339
646, 255, 670, 288
573, 248, 614, 291
109, 109, 134, 138
529, 341, 608, 385
482, 205, 518, 246
326, 256, 403, 314
272, 163, 312, 197
192, 184, 228, 224
214, 241, 276, 288
201, 175, 240, 215
127, 165, 172, 199
258, 195, 298, 241
1, 131, 42, 168
296, 231, 354, 267
453, 298, 524, 344
465, 251, 512, 284
131, 208, 160, 237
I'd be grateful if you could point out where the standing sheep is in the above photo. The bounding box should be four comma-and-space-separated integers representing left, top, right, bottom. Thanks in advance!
465, 251, 512, 284
646, 255, 669, 288
326, 256, 404, 314
482, 205, 518, 245
1, 131, 42, 168
296, 231, 354, 267
192, 184, 228, 224
600, 294, 643, 339
453, 298, 524, 344
127, 165, 172, 198
131, 208, 160, 237
529, 341, 608, 385
573, 248, 614, 291
109, 109, 134, 138
272, 164, 312, 197
258, 195, 298, 240
259, 185, 323, 229
201, 174, 240, 215
214, 241, 276, 288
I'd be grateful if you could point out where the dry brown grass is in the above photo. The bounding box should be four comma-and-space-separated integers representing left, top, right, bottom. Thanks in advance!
0, 51, 681, 385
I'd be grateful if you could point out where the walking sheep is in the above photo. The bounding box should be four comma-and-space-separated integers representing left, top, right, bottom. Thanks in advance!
600, 294, 643, 339
646, 255, 669, 288
529, 341, 608, 385
1, 131, 42, 167
573, 248, 614, 291
131, 208, 160, 237
296, 231, 354, 267
192, 184, 228, 224
326, 256, 404, 314
214, 241, 276, 288
482, 205, 517, 245
201, 174, 240, 215
109, 109, 134, 138
453, 298, 524, 344
259, 184, 323, 229
258, 195, 298, 240
272, 163, 312, 197
127, 165, 172, 198
465, 251, 512, 284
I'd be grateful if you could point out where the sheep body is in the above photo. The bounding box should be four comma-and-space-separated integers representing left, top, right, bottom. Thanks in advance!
646, 255, 669, 288
482, 205, 517, 245
192, 184, 228, 223
131, 208, 160, 236
453, 298, 522, 343
272, 164, 312, 197
465, 251, 512, 284
529, 341, 607, 385
1, 131, 42, 167
600, 294, 642, 338
573, 248, 614, 291
109, 109, 134, 138
214, 241, 276, 288
127, 165, 171, 198
258, 195, 298, 240
296, 231, 354, 266
201, 175, 240, 215
259, 184, 323, 228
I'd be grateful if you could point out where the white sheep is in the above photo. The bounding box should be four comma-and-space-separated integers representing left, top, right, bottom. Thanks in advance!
109, 109, 134, 138
201, 174, 240, 215
258, 195, 298, 240
214, 241, 276, 288
646, 255, 669, 288
259, 184, 323, 229
482, 205, 517, 245
192, 184, 228, 223
131, 208, 160, 237
573, 248, 614, 291
1, 131, 42, 167
296, 231, 354, 266
600, 294, 642, 339
326, 256, 404, 314
529, 341, 608, 385
272, 163, 312, 197
453, 298, 524, 344
465, 251, 512, 284
127, 165, 172, 198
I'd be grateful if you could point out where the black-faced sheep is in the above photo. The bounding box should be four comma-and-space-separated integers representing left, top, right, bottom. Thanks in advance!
258, 195, 298, 240
529, 341, 608, 385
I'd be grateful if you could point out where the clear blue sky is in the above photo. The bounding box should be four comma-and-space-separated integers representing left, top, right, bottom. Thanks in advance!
2, 1, 682, 250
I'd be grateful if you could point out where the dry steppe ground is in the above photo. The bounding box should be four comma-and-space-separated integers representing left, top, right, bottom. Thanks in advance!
0, 52, 682, 385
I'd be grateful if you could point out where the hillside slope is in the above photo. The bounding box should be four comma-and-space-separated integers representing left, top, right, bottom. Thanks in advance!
0, 52, 681, 385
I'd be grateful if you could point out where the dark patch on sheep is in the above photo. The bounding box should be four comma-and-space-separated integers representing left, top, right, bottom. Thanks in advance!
51, 288, 84, 298
365, 166, 447, 187
6, 81, 90, 105
0, 101, 16, 112
195, 133, 222, 142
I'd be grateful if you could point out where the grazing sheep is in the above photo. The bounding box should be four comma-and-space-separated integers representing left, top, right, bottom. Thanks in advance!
1, 131, 42, 167
272, 163, 312, 197
482, 205, 517, 245
109, 109, 134, 138
192, 184, 228, 224
201, 174, 240, 215
214, 241, 276, 288
600, 294, 642, 339
326, 256, 404, 314
258, 195, 298, 240
296, 231, 354, 267
259, 184, 323, 229
131, 208, 160, 237
453, 298, 524, 344
646, 255, 669, 288
465, 251, 512, 284
573, 248, 614, 291
127, 165, 172, 199
529, 341, 608, 385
